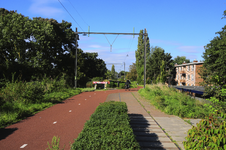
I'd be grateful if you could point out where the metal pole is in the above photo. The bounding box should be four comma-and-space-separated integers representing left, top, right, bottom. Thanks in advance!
144, 28, 147, 88
124, 62, 125, 80
75, 27, 78, 88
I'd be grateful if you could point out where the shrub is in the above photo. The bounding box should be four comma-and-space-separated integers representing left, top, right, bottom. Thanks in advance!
71, 101, 140, 150
183, 112, 226, 149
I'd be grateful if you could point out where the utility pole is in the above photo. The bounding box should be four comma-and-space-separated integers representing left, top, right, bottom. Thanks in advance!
144, 28, 147, 88
74, 27, 79, 88
124, 62, 125, 80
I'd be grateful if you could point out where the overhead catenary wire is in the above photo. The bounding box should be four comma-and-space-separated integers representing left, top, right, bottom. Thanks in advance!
67, 0, 90, 27
104, 34, 119, 52
58, 0, 84, 31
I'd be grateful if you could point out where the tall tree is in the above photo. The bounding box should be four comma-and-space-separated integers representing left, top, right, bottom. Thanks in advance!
0, 8, 107, 88
126, 63, 137, 81
199, 24, 226, 100
173, 56, 190, 65
147, 46, 173, 84
135, 30, 150, 84
111, 65, 116, 79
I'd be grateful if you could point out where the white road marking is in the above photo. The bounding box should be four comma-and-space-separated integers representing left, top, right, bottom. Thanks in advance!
20, 144, 27, 148
53, 121, 57, 124
69, 110, 72, 112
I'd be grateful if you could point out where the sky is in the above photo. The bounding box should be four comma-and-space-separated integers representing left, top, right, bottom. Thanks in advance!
1, 0, 226, 72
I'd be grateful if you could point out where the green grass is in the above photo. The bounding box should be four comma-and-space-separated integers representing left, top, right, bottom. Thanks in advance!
0, 75, 82, 128
138, 83, 211, 119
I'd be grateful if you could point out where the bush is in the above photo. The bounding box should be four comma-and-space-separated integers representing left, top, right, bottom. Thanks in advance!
92, 77, 103, 82
71, 101, 140, 150
183, 112, 226, 149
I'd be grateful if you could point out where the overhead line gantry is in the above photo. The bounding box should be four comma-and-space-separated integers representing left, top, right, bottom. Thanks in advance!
74, 28, 148, 88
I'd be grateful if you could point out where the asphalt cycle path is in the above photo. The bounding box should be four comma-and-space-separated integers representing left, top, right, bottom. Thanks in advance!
0, 87, 141, 150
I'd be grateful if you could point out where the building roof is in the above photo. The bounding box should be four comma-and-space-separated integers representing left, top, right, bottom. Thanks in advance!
175, 62, 204, 67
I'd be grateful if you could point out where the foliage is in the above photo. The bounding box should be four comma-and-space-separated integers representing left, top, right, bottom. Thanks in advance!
126, 63, 137, 81
173, 56, 190, 65
183, 112, 226, 150
46, 136, 65, 150
138, 84, 211, 119
184, 75, 226, 149
70, 101, 140, 150
135, 30, 150, 84
105, 70, 112, 80
0, 75, 81, 128
111, 65, 116, 79
0, 8, 107, 88
147, 46, 173, 84
199, 23, 226, 98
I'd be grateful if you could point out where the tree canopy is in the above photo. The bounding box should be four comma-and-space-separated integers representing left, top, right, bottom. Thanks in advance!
135, 30, 150, 84
199, 24, 226, 99
0, 8, 107, 87
146, 46, 173, 84
173, 56, 190, 65
126, 63, 137, 81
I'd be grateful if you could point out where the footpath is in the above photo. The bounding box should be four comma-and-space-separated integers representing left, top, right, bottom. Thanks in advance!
106, 91, 202, 150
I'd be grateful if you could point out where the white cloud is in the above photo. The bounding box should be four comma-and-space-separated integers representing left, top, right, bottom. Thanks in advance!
29, 0, 63, 18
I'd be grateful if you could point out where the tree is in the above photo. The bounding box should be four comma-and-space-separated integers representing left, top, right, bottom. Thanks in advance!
199, 24, 226, 100
111, 65, 116, 79
173, 56, 190, 65
0, 8, 107, 88
135, 30, 150, 84
126, 63, 137, 81
105, 70, 111, 80
147, 46, 173, 84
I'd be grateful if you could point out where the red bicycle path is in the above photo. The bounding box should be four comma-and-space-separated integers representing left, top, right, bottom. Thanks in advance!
0, 87, 141, 150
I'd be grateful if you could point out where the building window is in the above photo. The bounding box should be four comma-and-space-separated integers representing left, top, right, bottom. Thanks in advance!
187, 83, 189, 86
180, 83, 182, 86
191, 65, 194, 71
191, 84, 193, 86
187, 75, 190, 80
187, 65, 190, 71
191, 74, 194, 81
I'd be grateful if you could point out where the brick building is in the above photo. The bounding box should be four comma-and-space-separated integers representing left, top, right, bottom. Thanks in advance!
174, 59, 204, 86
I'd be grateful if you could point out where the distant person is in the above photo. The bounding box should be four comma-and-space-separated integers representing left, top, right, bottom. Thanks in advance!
125, 79, 131, 90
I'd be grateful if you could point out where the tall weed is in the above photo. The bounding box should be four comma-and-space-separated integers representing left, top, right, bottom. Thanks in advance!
139, 84, 211, 119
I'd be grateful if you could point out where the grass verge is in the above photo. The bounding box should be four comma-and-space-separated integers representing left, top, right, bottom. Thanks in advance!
138, 83, 211, 119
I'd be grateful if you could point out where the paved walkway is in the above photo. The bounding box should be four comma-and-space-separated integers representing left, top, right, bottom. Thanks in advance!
105, 91, 202, 150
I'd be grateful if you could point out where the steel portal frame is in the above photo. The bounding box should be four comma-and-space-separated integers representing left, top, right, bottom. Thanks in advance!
74, 28, 148, 88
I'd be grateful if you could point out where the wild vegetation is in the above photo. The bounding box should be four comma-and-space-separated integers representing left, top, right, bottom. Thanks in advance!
0, 74, 81, 128
70, 101, 140, 150
138, 83, 211, 119
0, 8, 107, 88
182, 11, 226, 149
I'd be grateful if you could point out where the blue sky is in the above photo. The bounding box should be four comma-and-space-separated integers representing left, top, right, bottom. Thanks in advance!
1, 0, 226, 72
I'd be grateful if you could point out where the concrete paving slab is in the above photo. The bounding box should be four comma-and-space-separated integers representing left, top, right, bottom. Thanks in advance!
136, 137, 172, 142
